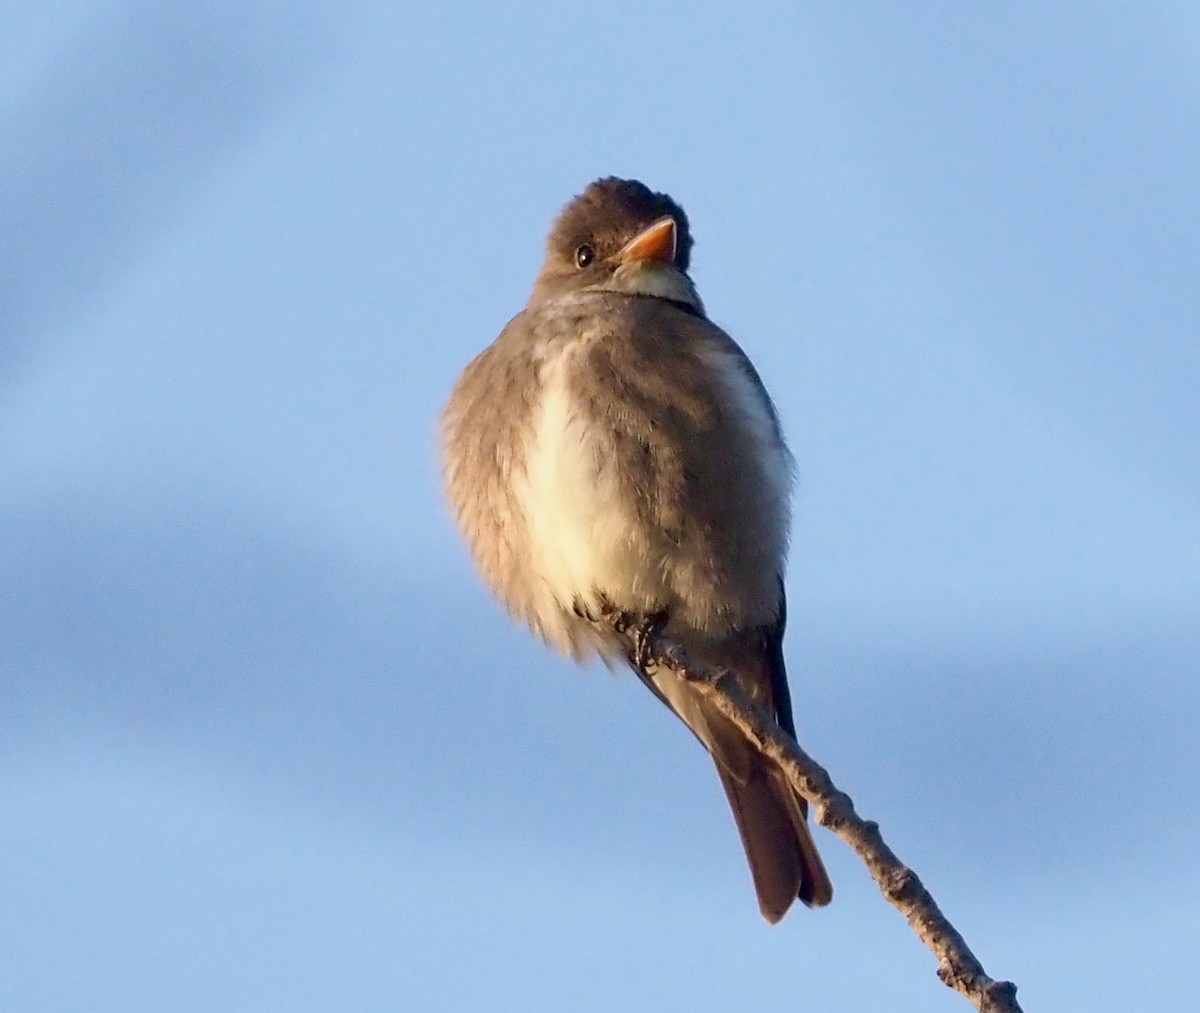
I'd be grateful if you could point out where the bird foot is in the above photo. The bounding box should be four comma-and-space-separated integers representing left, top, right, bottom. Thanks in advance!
572, 595, 609, 623
619, 609, 669, 670
575, 597, 667, 670
629, 615, 663, 670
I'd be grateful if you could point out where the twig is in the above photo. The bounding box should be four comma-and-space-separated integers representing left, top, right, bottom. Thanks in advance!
618, 624, 1024, 1013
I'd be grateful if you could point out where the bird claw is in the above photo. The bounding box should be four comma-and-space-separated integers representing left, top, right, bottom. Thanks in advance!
575, 597, 667, 670
573, 593, 615, 624
627, 611, 668, 671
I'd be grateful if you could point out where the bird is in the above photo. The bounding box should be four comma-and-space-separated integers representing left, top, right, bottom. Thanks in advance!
440, 177, 832, 922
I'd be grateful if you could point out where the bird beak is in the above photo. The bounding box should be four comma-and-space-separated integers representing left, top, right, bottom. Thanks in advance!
616, 216, 677, 265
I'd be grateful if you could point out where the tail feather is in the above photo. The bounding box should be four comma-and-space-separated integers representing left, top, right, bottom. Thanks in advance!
632, 632, 832, 921
716, 757, 832, 921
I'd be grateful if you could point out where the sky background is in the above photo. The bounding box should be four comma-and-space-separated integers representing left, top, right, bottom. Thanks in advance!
2, 3, 1198, 1010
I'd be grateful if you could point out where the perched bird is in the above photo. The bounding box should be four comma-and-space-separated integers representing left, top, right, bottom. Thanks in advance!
441, 177, 832, 921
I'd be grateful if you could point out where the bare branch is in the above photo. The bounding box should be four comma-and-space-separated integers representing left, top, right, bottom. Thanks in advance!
619, 623, 1024, 1013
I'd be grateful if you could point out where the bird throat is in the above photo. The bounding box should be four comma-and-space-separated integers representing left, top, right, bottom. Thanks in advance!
609, 263, 703, 313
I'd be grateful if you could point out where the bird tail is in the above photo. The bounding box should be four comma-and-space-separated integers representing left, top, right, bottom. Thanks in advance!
630, 640, 832, 922
714, 757, 832, 921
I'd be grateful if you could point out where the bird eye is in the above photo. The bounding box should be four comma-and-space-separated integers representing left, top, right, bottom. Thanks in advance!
574, 244, 595, 269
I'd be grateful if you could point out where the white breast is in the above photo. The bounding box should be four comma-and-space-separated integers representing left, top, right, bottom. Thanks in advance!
513, 334, 792, 651
514, 351, 672, 632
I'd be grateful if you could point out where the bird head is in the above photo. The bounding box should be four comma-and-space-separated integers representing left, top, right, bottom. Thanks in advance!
531, 177, 703, 314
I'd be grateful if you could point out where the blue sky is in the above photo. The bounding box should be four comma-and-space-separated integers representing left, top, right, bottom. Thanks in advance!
2, 3, 1197, 1010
